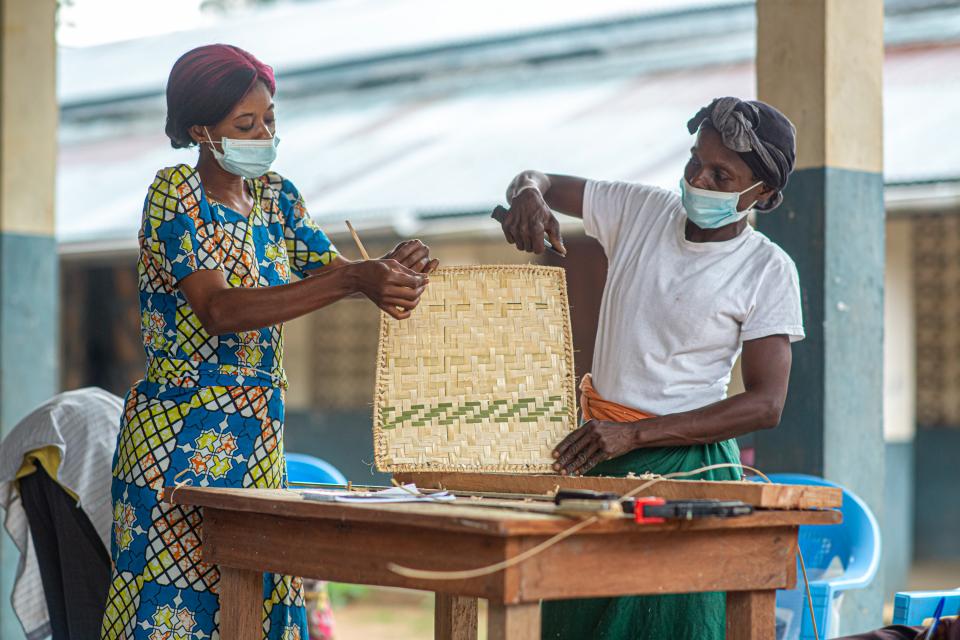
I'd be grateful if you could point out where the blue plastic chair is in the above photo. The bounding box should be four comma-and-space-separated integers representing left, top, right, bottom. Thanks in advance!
285, 452, 348, 485
893, 589, 960, 626
750, 473, 881, 639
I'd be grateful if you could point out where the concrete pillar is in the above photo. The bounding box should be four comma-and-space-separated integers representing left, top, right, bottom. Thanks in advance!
0, 0, 59, 636
755, 0, 886, 633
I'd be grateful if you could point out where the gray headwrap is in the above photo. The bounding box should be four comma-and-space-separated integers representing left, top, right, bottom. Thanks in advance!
687, 97, 797, 211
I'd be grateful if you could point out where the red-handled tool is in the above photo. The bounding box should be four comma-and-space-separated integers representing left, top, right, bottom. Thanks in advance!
625, 498, 754, 523
633, 497, 668, 524
553, 490, 754, 523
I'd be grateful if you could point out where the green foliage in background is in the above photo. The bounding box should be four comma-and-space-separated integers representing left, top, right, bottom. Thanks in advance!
327, 582, 370, 608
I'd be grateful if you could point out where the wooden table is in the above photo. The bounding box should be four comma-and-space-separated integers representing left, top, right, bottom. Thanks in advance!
166, 487, 840, 640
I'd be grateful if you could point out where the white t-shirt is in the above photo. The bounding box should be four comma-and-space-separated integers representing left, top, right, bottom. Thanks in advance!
583, 180, 804, 416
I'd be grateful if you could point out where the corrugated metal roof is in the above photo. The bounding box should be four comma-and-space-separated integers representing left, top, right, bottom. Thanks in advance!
58, 0, 960, 109
58, 0, 747, 107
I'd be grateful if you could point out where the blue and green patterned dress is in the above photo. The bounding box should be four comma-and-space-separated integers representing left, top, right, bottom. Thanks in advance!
101, 164, 338, 640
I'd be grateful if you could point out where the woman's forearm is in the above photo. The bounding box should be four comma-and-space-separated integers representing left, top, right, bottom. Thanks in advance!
183, 255, 428, 334
630, 391, 783, 448
204, 264, 357, 334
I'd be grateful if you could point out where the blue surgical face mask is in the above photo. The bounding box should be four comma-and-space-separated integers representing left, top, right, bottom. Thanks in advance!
204, 127, 279, 179
680, 178, 763, 229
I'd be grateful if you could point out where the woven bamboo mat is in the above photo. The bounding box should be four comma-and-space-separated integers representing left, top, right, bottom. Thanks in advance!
374, 265, 577, 472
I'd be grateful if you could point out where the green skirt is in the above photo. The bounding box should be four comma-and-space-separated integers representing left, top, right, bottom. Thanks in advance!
541, 439, 742, 640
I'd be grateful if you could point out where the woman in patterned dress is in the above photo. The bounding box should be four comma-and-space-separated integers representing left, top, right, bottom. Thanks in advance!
100, 44, 436, 640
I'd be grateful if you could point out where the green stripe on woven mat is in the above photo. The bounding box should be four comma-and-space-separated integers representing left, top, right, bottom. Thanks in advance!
378, 396, 569, 430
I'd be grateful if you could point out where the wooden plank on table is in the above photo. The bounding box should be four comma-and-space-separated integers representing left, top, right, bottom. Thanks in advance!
167, 486, 839, 538
394, 472, 841, 509
218, 566, 263, 640
488, 603, 540, 640
434, 594, 478, 640
726, 590, 777, 640
510, 526, 798, 602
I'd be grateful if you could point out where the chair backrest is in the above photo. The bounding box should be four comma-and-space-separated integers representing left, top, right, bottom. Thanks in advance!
765, 473, 881, 589
893, 590, 960, 626
285, 452, 348, 485
750, 474, 881, 639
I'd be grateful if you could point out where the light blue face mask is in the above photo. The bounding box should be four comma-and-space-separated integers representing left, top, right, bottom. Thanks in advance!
204, 127, 279, 179
680, 178, 763, 230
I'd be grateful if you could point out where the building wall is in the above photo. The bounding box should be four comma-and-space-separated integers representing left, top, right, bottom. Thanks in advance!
913, 427, 960, 561
914, 213, 960, 424
910, 211, 960, 562
61, 259, 142, 394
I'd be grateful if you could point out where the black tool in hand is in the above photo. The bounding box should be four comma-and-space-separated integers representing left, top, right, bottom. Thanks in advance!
491, 205, 565, 257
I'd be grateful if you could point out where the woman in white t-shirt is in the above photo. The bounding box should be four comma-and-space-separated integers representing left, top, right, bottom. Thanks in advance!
495, 97, 804, 640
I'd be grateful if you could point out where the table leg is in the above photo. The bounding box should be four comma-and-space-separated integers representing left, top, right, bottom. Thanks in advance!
434, 593, 478, 640
726, 590, 777, 640
488, 602, 540, 640
218, 566, 263, 640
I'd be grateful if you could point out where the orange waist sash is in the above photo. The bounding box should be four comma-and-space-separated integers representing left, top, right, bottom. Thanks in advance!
579, 373, 656, 422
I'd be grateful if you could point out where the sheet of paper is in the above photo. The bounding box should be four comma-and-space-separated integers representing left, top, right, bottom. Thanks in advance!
299, 484, 455, 504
